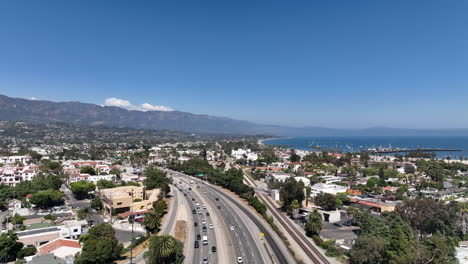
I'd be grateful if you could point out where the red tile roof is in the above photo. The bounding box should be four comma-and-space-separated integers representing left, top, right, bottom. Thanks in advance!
38, 238, 80, 255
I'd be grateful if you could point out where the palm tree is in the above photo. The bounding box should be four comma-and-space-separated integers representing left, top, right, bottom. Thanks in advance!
143, 211, 161, 234
145, 235, 179, 264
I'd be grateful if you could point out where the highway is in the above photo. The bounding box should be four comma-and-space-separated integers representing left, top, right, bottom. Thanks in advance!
167, 169, 295, 264
175, 179, 220, 264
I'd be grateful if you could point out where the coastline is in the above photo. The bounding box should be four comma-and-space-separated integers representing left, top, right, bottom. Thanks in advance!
258, 137, 289, 146
259, 136, 468, 162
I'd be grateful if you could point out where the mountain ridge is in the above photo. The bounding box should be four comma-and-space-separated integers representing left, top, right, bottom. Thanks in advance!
1, 94, 468, 136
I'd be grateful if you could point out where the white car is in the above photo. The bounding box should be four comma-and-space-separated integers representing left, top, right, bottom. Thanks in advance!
209, 224, 213, 229
230, 226, 235, 231
203, 205, 206, 209
237, 257, 243, 263
202, 219, 206, 225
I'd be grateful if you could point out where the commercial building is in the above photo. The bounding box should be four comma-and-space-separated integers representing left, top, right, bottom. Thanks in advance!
100, 185, 160, 215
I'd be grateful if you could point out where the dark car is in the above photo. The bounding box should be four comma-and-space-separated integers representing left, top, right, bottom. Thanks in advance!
184, 193, 187, 196
215, 197, 219, 201
194, 241, 199, 248
189, 187, 192, 191
212, 246, 217, 253
197, 234, 201, 240
202, 226, 207, 232
206, 212, 210, 217
194, 222, 198, 227
217, 205, 221, 209
192, 198, 195, 201
192, 209, 196, 214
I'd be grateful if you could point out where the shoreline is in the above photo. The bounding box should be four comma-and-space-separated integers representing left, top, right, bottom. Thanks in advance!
258, 137, 288, 146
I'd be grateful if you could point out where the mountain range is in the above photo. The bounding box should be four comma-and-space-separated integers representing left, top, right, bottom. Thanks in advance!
1, 94, 467, 137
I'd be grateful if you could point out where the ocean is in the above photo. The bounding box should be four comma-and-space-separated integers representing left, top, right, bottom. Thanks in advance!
262, 136, 468, 159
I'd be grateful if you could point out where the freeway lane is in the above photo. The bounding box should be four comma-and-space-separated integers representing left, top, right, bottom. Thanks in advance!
175, 180, 219, 264
167, 169, 295, 264
199, 184, 264, 264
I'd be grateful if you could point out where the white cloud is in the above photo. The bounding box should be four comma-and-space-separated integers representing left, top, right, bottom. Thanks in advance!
29, 97, 38, 100
104, 97, 132, 108
140, 103, 173, 112
104, 97, 173, 112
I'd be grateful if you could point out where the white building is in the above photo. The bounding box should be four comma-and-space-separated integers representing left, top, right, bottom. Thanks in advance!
310, 183, 347, 197
231, 149, 258, 161
87, 174, 116, 184
294, 176, 311, 186
59, 220, 88, 240
271, 189, 280, 202
0, 155, 32, 164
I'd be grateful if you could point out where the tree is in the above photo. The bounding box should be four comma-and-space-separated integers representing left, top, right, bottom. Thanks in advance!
143, 211, 161, 234
153, 197, 168, 217
348, 235, 385, 264
70, 180, 95, 199
75, 224, 123, 264
29, 189, 63, 208
289, 152, 301, 163
77, 207, 92, 221
0, 231, 23, 263
144, 167, 170, 195
395, 199, 460, 239
96, 179, 114, 189
16, 246, 37, 259
10, 214, 25, 225
288, 199, 300, 216
144, 235, 184, 264
305, 210, 322, 236
80, 166, 96, 175
91, 196, 103, 211
279, 177, 305, 211
404, 164, 416, 174
314, 193, 338, 211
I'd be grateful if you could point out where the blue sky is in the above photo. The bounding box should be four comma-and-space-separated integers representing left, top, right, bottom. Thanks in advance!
0, 0, 467, 128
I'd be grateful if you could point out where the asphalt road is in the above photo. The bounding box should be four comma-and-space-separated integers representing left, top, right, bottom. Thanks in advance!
166, 169, 296, 264
175, 179, 219, 264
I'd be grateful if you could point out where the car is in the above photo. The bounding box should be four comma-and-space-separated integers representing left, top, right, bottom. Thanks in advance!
230, 226, 235, 231
206, 212, 210, 217
202, 226, 207, 232
237, 257, 243, 263
212, 246, 217, 253
215, 197, 219, 201
194, 241, 199, 248
192, 198, 195, 201
194, 222, 198, 227
203, 205, 206, 209
189, 187, 192, 191
184, 193, 187, 196
192, 210, 196, 214
202, 219, 206, 225
209, 224, 213, 229
198, 210, 202, 215
197, 234, 201, 240
217, 205, 221, 209
203, 256, 208, 264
